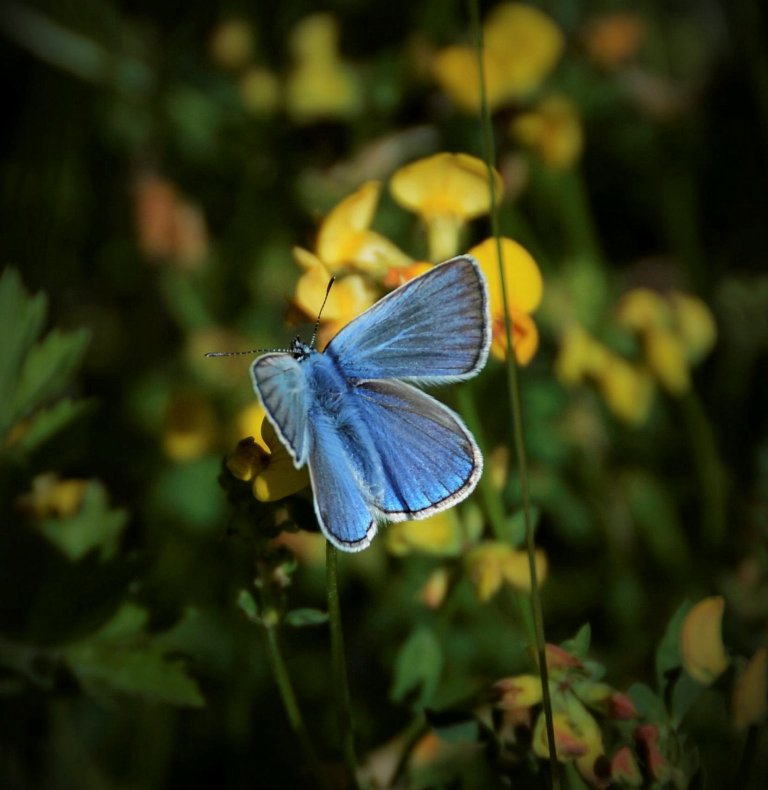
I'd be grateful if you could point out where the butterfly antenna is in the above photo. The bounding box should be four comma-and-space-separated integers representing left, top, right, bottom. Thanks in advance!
205, 347, 292, 358
309, 276, 336, 349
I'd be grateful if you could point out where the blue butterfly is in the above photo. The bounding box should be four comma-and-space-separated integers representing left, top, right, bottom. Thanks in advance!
251, 255, 491, 552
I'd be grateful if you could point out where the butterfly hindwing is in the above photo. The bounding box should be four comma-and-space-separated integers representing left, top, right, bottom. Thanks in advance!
324, 256, 491, 384
351, 379, 482, 520
251, 353, 310, 466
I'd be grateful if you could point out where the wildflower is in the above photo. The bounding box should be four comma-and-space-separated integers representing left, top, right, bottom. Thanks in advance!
229, 403, 309, 502
581, 13, 646, 70
616, 287, 717, 395
420, 568, 450, 609
732, 647, 767, 729
285, 14, 362, 122
134, 174, 209, 269
390, 153, 503, 261
465, 541, 547, 602
17, 473, 88, 518
511, 95, 584, 170
595, 353, 655, 425
239, 67, 280, 115
209, 17, 255, 71
432, 3, 564, 113
386, 510, 464, 557
555, 325, 610, 385
680, 596, 729, 685
634, 725, 671, 782
610, 745, 643, 785
467, 237, 543, 364
162, 393, 217, 462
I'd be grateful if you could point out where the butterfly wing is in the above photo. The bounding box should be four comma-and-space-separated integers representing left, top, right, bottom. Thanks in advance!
306, 411, 378, 552
324, 255, 491, 384
251, 353, 310, 467
352, 379, 482, 520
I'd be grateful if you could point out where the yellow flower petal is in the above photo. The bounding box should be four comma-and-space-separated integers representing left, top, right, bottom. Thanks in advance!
253, 418, 310, 501
295, 265, 376, 323
500, 546, 548, 592
469, 237, 543, 315
162, 393, 217, 462
391, 153, 503, 226
420, 568, 450, 609
17, 474, 89, 519
495, 674, 544, 710
644, 327, 691, 395
732, 647, 767, 729
226, 436, 269, 482
431, 45, 510, 114
616, 288, 670, 333
317, 181, 381, 265
595, 354, 655, 425
385, 510, 464, 557
235, 402, 270, 451
465, 542, 506, 602
555, 325, 610, 386
511, 95, 583, 170
669, 291, 717, 364
680, 596, 730, 685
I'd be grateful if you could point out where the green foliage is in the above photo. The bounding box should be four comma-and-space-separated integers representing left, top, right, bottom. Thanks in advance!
391, 627, 444, 708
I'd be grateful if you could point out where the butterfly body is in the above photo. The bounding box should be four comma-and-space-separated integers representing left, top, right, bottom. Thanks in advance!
251, 255, 491, 552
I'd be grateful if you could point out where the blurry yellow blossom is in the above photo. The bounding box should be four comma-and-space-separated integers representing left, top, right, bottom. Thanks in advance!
466, 541, 547, 601
617, 287, 717, 395
316, 181, 411, 275
468, 237, 543, 364
555, 325, 609, 386
382, 261, 433, 289
386, 510, 464, 557
285, 14, 362, 122
274, 531, 326, 567
391, 153, 503, 261
432, 3, 564, 113
420, 568, 450, 609
489, 445, 509, 490
17, 473, 88, 519
495, 674, 543, 710
209, 17, 255, 71
596, 353, 655, 425
134, 174, 209, 269
680, 596, 729, 685
228, 402, 309, 502
511, 95, 583, 170
732, 647, 767, 729
162, 393, 217, 462
239, 67, 280, 115
582, 12, 646, 69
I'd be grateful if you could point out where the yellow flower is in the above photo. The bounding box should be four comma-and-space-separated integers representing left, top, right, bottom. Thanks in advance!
285, 14, 362, 122
432, 3, 564, 114
17, 473, 89, 519
391, 153, 503, 261
511, 95, 584, 170
239, 67, 280, 115
465, 541, 547, 601
595, 353, 655, 425
385, 509, 464, 557
581, 12, 647, 70
420, 568, 450, 609
732, 647, 767, 729
228, 402, 309, 502
617, 287, 717, 395
162, 392, 217, 462
316, 181, 411, 276
680, 596, 730, 685
468, 237, 543, 364
209, 17, 254, 71
495, 674, 544, 710
555, 325, 610, 386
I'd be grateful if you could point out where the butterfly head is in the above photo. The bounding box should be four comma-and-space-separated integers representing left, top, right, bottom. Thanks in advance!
290, 336, 314, 361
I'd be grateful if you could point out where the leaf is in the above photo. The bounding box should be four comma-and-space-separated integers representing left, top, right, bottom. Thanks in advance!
656, 601, 692, 693
561, 623, 592, 660
11, 397, 90, 454
425, 708, 481, 743
237, 589, 260, 622
391, 627, 443, 708
627, 682, 667, 722
284, 608, 329, 627
63, 603, 204, 708
670, 671, 703, 726
37, 481, 127, 561
502, 506, 540, 546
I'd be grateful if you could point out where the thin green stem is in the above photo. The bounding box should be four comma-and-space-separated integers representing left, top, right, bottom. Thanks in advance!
468, 2, 559, 786
679, 391, 726, 550
326, 542, 359, 789
264, 625, 331, 790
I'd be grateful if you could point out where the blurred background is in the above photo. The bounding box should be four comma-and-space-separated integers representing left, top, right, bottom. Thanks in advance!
1, 1, 767, 787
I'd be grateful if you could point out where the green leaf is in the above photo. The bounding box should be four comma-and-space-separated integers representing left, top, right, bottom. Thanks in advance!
627, 682, 667, 722
11, 397, 90, 454
237, 589, 260, 622
12, 326, 90, 422
670, 671, 703, 726
425, 708, 481, 743
562, 623, 592, 660
502, 506, 540, 546
283, 608, 329, 627
64, 603, 204, 708
391, 627, 443, 708
36, 481, 127, 561
656, 600, 692, 693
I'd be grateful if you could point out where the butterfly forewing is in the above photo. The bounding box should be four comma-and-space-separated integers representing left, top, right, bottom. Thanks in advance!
250, 353, 310, 466
324, 256, 491, 384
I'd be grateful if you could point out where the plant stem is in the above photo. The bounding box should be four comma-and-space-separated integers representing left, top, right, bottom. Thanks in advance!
264, 624, 331, 790
468, 1, 559, 786
326, 542, 359, 789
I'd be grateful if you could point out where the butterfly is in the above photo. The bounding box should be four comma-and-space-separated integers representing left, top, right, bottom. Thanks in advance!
251, 255, 491, 552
